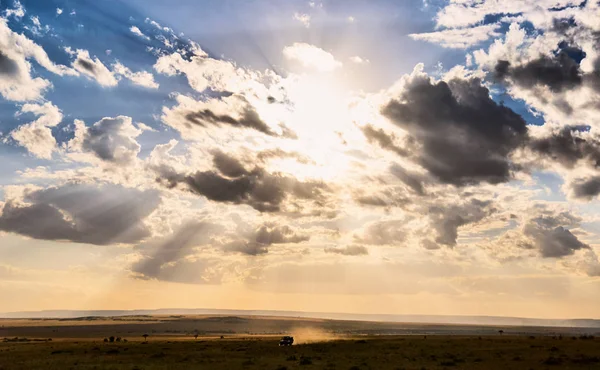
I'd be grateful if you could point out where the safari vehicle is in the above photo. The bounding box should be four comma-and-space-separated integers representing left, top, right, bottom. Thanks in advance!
279, 336, 294, 346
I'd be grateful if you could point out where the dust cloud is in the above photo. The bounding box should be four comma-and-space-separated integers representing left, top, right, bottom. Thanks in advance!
290, 327, 339, 344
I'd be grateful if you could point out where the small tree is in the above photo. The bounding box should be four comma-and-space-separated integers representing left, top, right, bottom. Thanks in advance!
103, 338, 108, 343
143, 334, 149, 342
499, 330, 504, 335
109, 336, 115, 343
116, 337, 121, 342
194, 333, 198, 340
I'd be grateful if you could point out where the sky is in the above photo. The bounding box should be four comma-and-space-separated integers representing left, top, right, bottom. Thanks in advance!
0, 0, 599, 318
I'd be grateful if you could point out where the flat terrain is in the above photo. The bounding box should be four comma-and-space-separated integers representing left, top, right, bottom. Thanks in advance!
1, 316, 599, 369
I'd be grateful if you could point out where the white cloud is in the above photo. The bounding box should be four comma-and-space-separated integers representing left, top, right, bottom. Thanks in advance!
283, 43, 342, 72
10, 102, 63, 159
69, 49, 118, 87
154, 49, 267, 94
67, 116, 143, 165
129, 26, 150, 41
349, 56, 370, 65
4, 0, 25, 19
410, 24, 501, 49
0, 18, 77, 101
434, 0, 585, 29
113, 62, 159, 89
56, 8, 63, 15
293, 12, 311, 28
347, 16, 355, 23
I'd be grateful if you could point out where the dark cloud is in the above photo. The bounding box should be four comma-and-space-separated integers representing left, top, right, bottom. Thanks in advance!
224, 224, 309, 255
223, 240, 269, 255
382, 77, 527, 186
0, 184, 160, 245
530, 126, 600, 168
184, 105, 275, 136
159, 153, 329, 213
76, 58, 96, 74
256, 149, 313, 165
0, 50, 19, 76
80, 116, 141, 164
212, 151, 248, 177
428, 199, 495, 247
390, 164, 425, 195
360, 124, 408, 157
524, 214, 589, 258
324, 245, 368, 256
494, 51, 583, 93
253, 224, 309, 244
569, 176, 600, 200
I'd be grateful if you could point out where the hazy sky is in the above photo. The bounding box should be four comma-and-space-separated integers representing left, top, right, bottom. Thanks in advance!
1, 0, 600, 318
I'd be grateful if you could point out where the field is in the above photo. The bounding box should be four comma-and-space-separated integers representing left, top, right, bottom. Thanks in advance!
1, 315, 599, 369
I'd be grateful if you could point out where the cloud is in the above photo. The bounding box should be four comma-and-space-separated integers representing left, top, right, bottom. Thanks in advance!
523, 213, 589, 258
154, 49, 258, 93
381, 66, 527, 186
389, 164, 426, 195
360, 124, 408, 157
568, 176, 600, 200
494, 51, 584, 93
132, 221, 222, 280
129, 26, 150, 41
68, 116, 143, 165
283, 43, 342, 72
410, 24, 501, 49
112, 62, 158, 89
10, 102, 63, 159
0, 18, 76, 101
4, 0, 25, 19
349, 56, 369, 64
162, 94, 278, 139
56, 8, 63, 15
153, 151, 329, 213
69, 48, 118, 87
529, 127, 600, 169
0, 184, 160, 245
428, 199, 495, 247
355, 220, 407, 246
293, 12, 311, 28
324, 245, 368, 256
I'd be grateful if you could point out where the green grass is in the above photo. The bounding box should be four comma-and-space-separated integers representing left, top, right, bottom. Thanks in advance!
1, 336, 599, 369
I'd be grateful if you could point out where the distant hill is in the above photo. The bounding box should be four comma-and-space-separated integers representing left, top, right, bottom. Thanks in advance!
1, 308, 599, 328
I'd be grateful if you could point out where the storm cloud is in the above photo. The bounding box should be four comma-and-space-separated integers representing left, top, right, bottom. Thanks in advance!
382, 75, 527, 186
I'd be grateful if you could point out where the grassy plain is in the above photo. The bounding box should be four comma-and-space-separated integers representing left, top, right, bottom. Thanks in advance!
1, 315, 599, 369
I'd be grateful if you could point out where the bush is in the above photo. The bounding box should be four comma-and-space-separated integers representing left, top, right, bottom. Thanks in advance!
109, 336, 115, 343
103, 338, 108, 343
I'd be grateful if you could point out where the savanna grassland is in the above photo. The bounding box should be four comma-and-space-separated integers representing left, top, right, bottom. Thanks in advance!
1, 315, 599, 369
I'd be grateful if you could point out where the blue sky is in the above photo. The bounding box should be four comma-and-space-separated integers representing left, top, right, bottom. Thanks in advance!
0, 0, 599, 317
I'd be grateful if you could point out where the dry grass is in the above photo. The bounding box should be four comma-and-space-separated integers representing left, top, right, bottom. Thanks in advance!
1, 335, 599, 369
